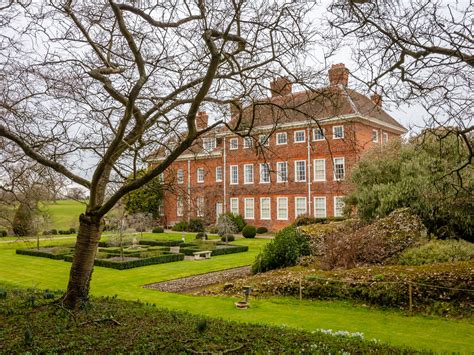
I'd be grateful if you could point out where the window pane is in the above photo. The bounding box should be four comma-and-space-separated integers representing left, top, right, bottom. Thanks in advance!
277, 162, 288, 182
295, 161, 306, 182
313, 128, 325, 140
216, 166, 222, 182
260, 197, 271, 220
260, 163, 270, 183
230, 198, 239, 215
244, 164, 253, 184
295, 130, 305, 142
277, 132, 287, 144
314, 197, 326, 218
230, 166, 238, 184
277, 197, 288, 220
334, 158, 345, 180
295, 197, 307, 217
314, 159, 326, 181
244, 198, 254, 219
334, 197, 345, 217
230, 138, 238, 150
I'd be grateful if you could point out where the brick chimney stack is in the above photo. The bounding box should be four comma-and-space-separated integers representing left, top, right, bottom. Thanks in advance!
196, 111, 208, 130
270, 77, 292, 97
371, 93, 382, 107
328, 64, 349, 87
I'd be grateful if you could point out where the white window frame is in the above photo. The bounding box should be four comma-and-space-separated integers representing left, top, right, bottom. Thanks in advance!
295, 197, 307, 217
333, 157, 345, 181
215, 166, 223, 182
334, 196, 345, 217
314, 197, 327, 218
259, 134, 270, 146
260, 197, 271, 220
196, 196, 205, 217
244, 198, 255, 220
230, 165, 239, 185
203, 137, 216, 151
372, 129, 379, 143
294, 130, 306, 143
313, 159, 326, 182
277, 197, 288, 220
197, 168, 205, 183
259, 163, 270, 184
294, 160, 307, 182
177, 196, 184, 217
276, 132, 287, 145
229, 138, 238, 150
383, 132, 389, 143
243, 136, 253, 149
244, 164, 254, 184
177, 169, 184, 184
313, 128, 325, 141
230, 198, 239, 215
276, 161, 288, 183
333, 125, 344, 140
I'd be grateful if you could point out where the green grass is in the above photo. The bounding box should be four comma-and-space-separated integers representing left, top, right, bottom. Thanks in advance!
0, 238, 473, 352
40, 199, 86, 230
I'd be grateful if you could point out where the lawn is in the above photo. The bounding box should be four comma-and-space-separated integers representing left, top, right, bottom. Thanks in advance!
0, 237, 473, 352
39, 199, 87, 230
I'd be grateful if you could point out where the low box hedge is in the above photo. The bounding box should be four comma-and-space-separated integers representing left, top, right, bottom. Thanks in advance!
211, 245, 249, 256
16, 248, 72, 260
64, 253, 185, 270
139, 240, 183, 247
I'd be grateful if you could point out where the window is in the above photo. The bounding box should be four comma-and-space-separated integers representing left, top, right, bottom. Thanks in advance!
215, 166, 223, 182
260, 163, 270, 183
294, 130, 306, 143
333, 125, 344, 139
313, 128, 325, 141
197, 168, 204, 183
334, 196, 345, 217
295, 160, 306, 182
229, 138, 238, 150
259, 134, 270, 146
243, 136, 253, 149
203, 137, 216, 151
314, 197, 326, 218
383, 132, 389, 143
244, 198, 255, 219
244, 164, 254, 184
260, 197, 271, 220
230, 165, 238, 185
276, 162, 288, 182
276, 132, 287, 145
157, 199, 165, 216
333, 157, 345, 181
295, 197, 307, 217
313, 159, 326, 181
230, 198, 239, 215
177, 196, 184, 217
196, 196, 205, 217
177, 169, 184, 184
277, 197, 288, 220
372, 129, 379, 143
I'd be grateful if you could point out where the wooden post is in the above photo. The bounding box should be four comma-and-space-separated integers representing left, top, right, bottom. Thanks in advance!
408, 282, 413, 314
299, 277, 303, 301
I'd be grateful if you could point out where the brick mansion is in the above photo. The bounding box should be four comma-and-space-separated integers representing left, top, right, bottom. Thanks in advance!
150, 64, 406, 230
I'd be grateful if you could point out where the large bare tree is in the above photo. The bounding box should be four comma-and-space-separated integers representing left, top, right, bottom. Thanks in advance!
0, 0, 317, 308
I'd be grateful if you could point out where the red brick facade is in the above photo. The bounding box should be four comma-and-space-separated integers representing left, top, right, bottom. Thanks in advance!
151, 65, 405, 231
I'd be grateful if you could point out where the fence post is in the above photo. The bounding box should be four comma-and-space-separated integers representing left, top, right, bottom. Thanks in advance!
408, 282, 413, 314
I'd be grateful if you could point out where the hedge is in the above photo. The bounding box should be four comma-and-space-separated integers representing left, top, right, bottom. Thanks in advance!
139, 240, 183, 247
64, 253, 185, 270
211, 245, 248, 256
16, 248, 71, 260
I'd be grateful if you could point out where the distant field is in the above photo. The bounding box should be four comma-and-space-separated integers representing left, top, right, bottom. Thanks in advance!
40, 199, 86, 230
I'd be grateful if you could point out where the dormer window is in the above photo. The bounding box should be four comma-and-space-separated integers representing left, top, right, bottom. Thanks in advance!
294, 130, 306, 143
313, 128, 325, 141
259, 134, 270, 146
203, 138, 216, 151
243, 136, 253, 149
333, 125, 344, 139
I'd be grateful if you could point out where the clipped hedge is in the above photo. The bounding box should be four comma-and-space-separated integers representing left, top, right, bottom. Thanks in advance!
242, 225, 256, 238
139, 240, 183, 247
16, 248, 72, 260
211, 245, 248, 256
152, 227, 164, 233
256, 227, 268, 234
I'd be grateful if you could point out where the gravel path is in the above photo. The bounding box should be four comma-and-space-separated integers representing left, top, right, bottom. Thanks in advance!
144, 266, 251, 293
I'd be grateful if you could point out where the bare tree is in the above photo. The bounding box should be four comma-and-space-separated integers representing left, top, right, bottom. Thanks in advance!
0, 1, 317, 308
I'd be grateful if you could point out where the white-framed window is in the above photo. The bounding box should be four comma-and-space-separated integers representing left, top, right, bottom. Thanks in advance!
313, 128, 325, 141
244, 164, 254, 184
276, 161, 288, 183
229, 138, 238, 150
294, 160, 306, 182
215, 166, 223, 182
333, 125, 344, 139
196, 196, 205, 217
244, 198, 255, 219
260, 197, 271, 220
334, 196, 345, 217
277, 197, 288, 220
260, 163, 270, 183
177, 169, 184, 184
177, 196, 184, 217
259, 134, 270, 146
333, 157, 345, 181
158, 199, 165, 216
372, 129, 379, 143
313, 159, 326, 181
383, 132, 389, 143
230, 197, 239, 215
295, 197, 307, 217
276, 132, 287, 145
314, 197, 327, 218
197, 168, 205, 183
230, 165, 238, 185
243, 136, 253, 149
203, 137, 216, 151
294, 130, 306, 143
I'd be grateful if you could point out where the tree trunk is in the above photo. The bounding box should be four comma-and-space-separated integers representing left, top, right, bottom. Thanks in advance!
62, 212, 102, 309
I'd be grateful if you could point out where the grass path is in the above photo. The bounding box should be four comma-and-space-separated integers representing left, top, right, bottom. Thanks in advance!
0, 238, 473, 352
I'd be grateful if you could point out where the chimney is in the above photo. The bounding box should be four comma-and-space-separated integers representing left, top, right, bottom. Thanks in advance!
196, 111, 208, 130
371, 93, 382, 107
270, 77, 292, 97
328, 63, 349, 87
229, 100, 241, 119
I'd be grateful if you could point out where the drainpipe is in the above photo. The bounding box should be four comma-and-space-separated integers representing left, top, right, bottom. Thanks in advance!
223, 137, 227, 213
187, 159, 191, 222
307, 126, 312, 216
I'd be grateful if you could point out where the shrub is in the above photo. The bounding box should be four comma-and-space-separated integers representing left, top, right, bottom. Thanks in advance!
256, 227, 268, 234
222, 212, 246, 232
69, 227, 76, 234
0, 230, 7, 237
242, 225, 256, 238
64, 253, 185, 270
16, 248, 72, 260
220, 234, 235, 242
188, 218, 205, 232
195, 232, 208, 240
397, 239, 474, 265
252, 226, 310, 274
171, 221, 188, 232
206, 224, 219, 234
135, 226, 147, 232
212, 245, 248, 256
152, 227, 164, 233
50, 229, 58, 235
139, 240, 183, 247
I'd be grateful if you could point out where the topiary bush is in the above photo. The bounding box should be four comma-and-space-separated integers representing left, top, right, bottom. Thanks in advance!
188, 218, 205, 232
242, 225, 256, 238
171, 221, 188, 232
252, 226, 310, 274
221, 234, 235, 242
397, 239, 474, 265
256, 227, 268, 234
195, 232, 208, 240
152, 227, 164, 233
